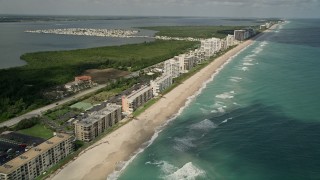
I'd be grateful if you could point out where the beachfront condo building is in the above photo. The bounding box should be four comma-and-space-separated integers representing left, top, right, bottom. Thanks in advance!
173, 55, 187, 74
122, 85, 153, 114
164, 58, 180, 78
74, 103, 122, 142
150, 74, 173, 96
192, 49, 206, 64
226, 34, 235, 47
0, 134, 73, 180
201, 38, 221, 58
234, 30, 246, 41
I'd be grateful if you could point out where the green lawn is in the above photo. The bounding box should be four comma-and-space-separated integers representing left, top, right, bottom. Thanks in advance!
18, 124, 53, 139
139, 26, 245, 39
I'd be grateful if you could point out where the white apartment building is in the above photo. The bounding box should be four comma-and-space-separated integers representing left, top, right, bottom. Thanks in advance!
150, 74, 173, 96
226, 34, 235, 47
200, 38, 221, 58
0, 134, 73, 180
122, 85, 153, 114
184, 53, 197, 72
192, 49, 206, 64
173, 54, 187, 74
164, 58, 180, 78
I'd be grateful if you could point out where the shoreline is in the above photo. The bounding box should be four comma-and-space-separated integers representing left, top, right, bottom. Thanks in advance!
50, 26, 277, 180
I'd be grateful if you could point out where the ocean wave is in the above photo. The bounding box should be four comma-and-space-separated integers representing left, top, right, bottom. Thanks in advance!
199, 107, 211, 114
230, 76, 242, 82
240, 66, 249, 71
153, 161, 205, 180
259, 41, 268, 47
215, 91, 235, 99
221, 117, 233, 124
164, 162, 206, 180
173, 137, 196, 152
189, 119, 216, 130
252, 47, 263, 54
243, 62, 254, 66
243, 57, 254, 62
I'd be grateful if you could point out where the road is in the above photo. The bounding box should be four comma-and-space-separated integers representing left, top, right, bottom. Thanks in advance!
0, 84, 107, 128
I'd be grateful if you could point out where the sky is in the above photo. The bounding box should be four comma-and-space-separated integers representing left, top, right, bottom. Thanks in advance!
0, 0, 320, 18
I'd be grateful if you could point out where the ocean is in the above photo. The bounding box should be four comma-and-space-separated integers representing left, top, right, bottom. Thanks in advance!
0, 16, 259, 69
114, 19, 320, 180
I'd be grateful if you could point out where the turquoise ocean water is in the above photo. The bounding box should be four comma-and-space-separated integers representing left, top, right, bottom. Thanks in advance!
113, 20, 320, 180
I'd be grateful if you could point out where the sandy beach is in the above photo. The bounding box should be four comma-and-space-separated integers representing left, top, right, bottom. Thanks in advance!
50, 26, 276, 180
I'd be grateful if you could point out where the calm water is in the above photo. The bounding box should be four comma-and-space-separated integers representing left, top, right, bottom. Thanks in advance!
0, 16, 259, 69
114, 19, 320, 180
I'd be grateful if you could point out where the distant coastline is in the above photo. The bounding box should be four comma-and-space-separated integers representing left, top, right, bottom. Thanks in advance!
50, 25, 279, 180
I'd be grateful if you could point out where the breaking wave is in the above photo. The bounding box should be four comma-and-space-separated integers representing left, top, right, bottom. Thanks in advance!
215, 91, 235, 99
148, 161, 206, 180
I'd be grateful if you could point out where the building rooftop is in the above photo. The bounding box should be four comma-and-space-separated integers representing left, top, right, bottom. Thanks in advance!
0, 133, 71, 175
126, 85, 152, 101
75, 75, 92, 81
151, 74, 172, 84
77, 103, 121, 127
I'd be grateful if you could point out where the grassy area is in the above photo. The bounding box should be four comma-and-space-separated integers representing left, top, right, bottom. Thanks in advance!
140, 26, 245, 39
18, 124, 53, 139
0, 40, 198, 122
45, 107, 71, 120
82, 90, 119, 105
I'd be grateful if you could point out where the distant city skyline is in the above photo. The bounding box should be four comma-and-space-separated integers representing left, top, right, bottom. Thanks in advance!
0, 0, 320, 18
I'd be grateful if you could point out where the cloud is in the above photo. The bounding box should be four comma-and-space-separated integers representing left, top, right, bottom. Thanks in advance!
0, 0, 319, 17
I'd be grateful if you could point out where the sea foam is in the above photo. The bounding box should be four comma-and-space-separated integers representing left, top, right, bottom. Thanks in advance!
215, 91, 235, 99
189, 119, 216, 130
173, 137, 196, 152
156, 161, 206, 180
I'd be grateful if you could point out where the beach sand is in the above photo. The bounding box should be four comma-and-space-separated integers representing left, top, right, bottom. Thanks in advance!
50, 26, 276, 180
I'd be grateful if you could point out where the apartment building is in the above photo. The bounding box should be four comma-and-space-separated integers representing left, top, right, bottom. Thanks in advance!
0, 134, 73, 180
122, 85, 153, 114
74, 103, 122, 142
192, 49, 205, 64
173, 55, 187, 74
226, 34, 235, 47
164, 58, 180, 78
150, 74, 173, 96
234, 30, 246, 41
200, 38, 221, 58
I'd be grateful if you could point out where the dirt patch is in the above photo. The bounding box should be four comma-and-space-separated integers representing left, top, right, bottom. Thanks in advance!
83, 68, 130, 84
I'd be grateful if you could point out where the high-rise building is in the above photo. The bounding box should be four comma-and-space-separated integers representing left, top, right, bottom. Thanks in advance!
122, 85, 153, 114
150, 74, 173, 96
74, 103, 122, 142
234, 30, 246, 41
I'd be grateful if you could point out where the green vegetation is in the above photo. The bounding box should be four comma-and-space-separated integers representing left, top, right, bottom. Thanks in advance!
0, 40, 197, 122
140, 26, 245, 39
46, 107, 71, 120
82, 90, 118, 105
18, 124, 53, 139
70, 102, 93, 111
13, 117, 40, 131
